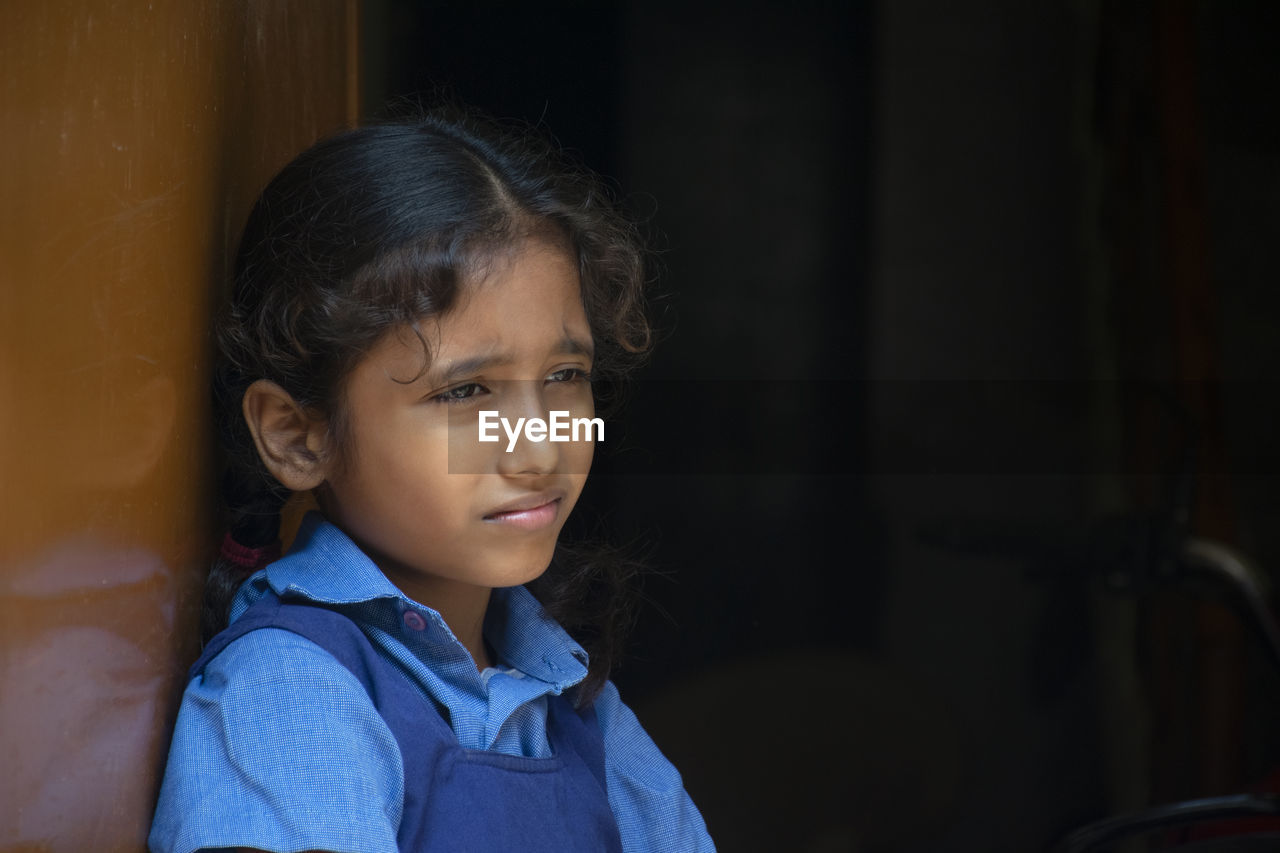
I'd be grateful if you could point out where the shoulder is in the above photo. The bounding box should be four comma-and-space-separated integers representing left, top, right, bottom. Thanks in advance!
149, 627, 403, 853
197, 624, 394, 740
593, 680, 686, 791
593, 680, 717, 852
197, 615, 365, 693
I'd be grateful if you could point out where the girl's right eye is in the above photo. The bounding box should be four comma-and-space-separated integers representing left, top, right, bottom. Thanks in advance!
433, 382, 488, 404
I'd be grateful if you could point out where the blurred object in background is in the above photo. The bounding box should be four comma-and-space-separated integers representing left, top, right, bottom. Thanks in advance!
0, 2, 356, 848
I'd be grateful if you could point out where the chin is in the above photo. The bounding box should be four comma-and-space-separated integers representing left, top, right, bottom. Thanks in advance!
497, 547, 558, 587
505, 561, 554, 588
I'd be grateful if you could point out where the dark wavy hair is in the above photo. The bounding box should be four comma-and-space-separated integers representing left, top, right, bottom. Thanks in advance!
204, 112, 650, 702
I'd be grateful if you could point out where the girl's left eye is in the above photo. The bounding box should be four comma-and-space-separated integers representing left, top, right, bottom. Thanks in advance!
547, 367, 592, 384
434, 382, 488, 403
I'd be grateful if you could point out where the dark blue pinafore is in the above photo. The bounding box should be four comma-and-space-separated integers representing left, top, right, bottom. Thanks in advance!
190, 591, 624, 853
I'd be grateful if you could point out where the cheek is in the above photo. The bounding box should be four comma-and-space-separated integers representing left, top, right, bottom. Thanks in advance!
567, 435, 595, 478
330, 421, 453, 509
558, 385, 597, 475
446, 409, 501, 474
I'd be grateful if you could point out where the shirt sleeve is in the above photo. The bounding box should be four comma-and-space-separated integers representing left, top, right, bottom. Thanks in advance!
594, 680, 716, 852
148, 628, 403, 853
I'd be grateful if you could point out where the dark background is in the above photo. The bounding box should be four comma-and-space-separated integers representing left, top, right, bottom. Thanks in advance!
362, 2, 1280, 850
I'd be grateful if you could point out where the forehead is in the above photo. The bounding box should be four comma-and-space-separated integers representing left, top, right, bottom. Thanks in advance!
365, 240, 591, 382
455, 239, 586, 334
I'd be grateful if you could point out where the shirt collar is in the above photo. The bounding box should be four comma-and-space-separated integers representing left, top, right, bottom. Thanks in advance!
265, 511, 404, 606
485, 586, 589, 688
263, 512, 589, 690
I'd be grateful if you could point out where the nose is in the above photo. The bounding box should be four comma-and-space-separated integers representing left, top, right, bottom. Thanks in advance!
494, 384, 559, 478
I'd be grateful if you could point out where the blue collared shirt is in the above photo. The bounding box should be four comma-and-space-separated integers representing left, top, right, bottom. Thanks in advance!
149, 514, 714, 853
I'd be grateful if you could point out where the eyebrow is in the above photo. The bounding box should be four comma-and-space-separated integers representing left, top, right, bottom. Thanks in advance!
429, 335, 594, 386
557, 335, 595, 360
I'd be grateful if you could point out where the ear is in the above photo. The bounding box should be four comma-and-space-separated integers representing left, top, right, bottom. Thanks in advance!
242, 380, 330, 491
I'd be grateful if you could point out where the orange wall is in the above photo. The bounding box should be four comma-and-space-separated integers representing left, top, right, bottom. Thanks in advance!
0, 3, 356, 849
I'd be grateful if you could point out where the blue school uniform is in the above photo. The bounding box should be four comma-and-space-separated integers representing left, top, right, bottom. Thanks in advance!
149, 513, 714, 853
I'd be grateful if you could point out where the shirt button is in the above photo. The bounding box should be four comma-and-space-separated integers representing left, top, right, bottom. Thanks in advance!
403, 610, 427, 632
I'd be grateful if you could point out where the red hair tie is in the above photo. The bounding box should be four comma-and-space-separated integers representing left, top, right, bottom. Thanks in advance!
219, 532, 281, 572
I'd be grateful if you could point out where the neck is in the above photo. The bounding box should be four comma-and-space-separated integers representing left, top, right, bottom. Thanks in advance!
378, 565, 495, 672
444, 587, 494, 672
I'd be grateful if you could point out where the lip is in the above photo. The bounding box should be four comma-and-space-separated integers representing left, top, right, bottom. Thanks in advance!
483, 489, 566, 531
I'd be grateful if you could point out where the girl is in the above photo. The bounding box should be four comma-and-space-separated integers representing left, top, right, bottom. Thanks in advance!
149, 113, 715, 852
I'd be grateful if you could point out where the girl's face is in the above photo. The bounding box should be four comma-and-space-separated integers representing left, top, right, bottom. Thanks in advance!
316, 239, 595, 608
